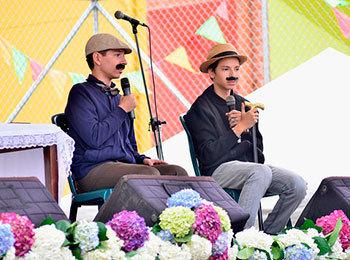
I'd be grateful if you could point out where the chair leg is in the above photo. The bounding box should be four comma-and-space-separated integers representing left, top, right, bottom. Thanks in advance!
258, 203, 264, 231
69, 201, 78, 222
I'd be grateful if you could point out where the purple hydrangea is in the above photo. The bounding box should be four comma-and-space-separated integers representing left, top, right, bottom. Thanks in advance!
0, 223, 14, 256
167, 189, 203, 208
284, 244, 313, 260
156, 230, 174, 241
193, 204, 222, 243
212, 232, 228, 256
107, 210, 149, 252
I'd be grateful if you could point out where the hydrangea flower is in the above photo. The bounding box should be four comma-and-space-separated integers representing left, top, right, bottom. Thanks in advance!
107, 210, 149, 252
193, 204, 222, 243
0, 224, 14, 256
166, 189, 203, 208
316, 209, 350, 250
235, 227, 273, 254
158, 240, 192, 260
212, 232, 229, 256
228, 244, 239, 260
134, 231, 163, 259
159, 206, 195, 238
82, 226, 125, 260
249, 250, 268, 260
74, 220, 100, 254
0, 212, 35, 257
277, 228, 319, 255
283, 244, 313, 260
213, 206, 231, 232
184, 234, 212, 260
157, 230, 174, 242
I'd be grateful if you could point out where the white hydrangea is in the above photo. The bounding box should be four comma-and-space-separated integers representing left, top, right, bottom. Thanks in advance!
21, 224, 75, 260
82, 226, 125, 260
74, 220, 100, 254
250, 250, 268, 260
277, 228, 319, 255
132, 231, 162, 259
235, 227, 274, 253
184, 234, 212, 260
228, 244, 238, 260
158, 241, 191, 260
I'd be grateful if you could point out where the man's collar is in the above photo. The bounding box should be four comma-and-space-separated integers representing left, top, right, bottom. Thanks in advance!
87, 74, 120, 96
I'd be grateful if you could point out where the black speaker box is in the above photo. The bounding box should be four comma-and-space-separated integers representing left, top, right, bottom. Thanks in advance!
296, 176, 350, 226
0, 177, 68, 226
94, 175, 249, 233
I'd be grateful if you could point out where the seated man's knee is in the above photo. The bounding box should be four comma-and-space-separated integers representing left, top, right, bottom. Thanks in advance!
172, 165, 188, 176
250, 164, 273, 185
291, 176, 307, 200
139, 166, 161, 176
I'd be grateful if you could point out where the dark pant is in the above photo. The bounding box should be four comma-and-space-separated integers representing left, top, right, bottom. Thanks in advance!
77, 161, 188, 192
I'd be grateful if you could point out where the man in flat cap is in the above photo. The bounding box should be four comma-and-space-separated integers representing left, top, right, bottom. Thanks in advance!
65, 33, 187, 193
184, 43, 306, 234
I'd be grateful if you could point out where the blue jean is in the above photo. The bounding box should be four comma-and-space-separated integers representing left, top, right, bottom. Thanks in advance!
212, 161, 307, 234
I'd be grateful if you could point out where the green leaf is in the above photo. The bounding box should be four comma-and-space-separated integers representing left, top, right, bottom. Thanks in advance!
327, 218, 342, 247
237, 247, 254, 259
151, 223, 162, 234
72, 248, 82, 260
39, 216, 55, 226
300, 219, 322, 233
313, 236, 332, 255
271, 245, 283, 260
55, 220, 71, 233
96, 222, 108, 241
174, 231, 193, 243
125, 250, 137, 258
62, 238, 70, 247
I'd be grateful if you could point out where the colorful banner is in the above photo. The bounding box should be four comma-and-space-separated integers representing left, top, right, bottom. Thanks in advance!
69, 72, 85, 85
216, 1, 229, 21
12, 47, 28, 85
124, 70, 146, 93
29, 59, 42, 81
49, 69, 67, 98
195, 16, 226, 44
165, 47, 197, 73
0, 38, 11, 66
333, 8, 350, 38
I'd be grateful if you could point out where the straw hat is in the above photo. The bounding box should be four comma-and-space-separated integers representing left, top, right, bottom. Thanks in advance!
85, 33, 132, 57
199, 43, 247, 73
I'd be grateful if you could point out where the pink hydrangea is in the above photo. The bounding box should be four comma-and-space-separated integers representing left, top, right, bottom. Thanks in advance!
193, 204, 222, 243
316, 210, 350, 250
107, 210, 149, 252
210, 249, 228, 260
0, 212, 35, 256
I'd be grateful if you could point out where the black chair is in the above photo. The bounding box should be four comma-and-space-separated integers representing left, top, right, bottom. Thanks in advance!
51, 113, 113, 222
180, 114, 285, 231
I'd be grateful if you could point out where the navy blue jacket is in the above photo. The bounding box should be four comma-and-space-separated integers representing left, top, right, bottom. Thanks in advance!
65, 75, 146, 181
184, 85, 264, 176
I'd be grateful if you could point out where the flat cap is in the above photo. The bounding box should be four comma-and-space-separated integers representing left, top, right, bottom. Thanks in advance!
85, 33, 132, 57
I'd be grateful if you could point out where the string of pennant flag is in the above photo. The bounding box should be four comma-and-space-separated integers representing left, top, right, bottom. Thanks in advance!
324, 0, 350, 38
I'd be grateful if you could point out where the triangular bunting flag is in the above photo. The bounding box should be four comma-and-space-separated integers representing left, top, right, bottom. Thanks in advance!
30, 59, 43, 81
324, 0, 350, 6
333, 8, 350, 38
216, 1, 229, 21
124, 71, 145, 93
0, 38, 11, 65
69, 72, 85, 85
165, 46, 197, 73
339, 0, 350, 6
195, 16, 226, 44
12, 47, 28, 85
49, 69, 67, 98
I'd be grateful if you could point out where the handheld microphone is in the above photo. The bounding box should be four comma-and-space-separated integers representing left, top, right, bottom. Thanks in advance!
226, 95, 236, 111
114, 11, 148, 27
120, 77, 135, 119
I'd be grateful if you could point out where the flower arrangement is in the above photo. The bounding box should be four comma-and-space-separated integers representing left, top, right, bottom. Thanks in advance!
0, 224, 14, 257
153, 189, 234, 259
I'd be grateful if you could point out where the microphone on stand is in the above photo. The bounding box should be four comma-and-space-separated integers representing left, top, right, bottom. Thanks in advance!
114, 11, 148, 27
120, 78, 135, 119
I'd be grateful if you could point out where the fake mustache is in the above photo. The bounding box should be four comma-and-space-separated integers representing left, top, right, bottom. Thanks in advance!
226, 76, 238, 81
116, 64, 126, 70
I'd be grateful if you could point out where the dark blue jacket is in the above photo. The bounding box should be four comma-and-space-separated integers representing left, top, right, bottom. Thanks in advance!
65, 75, 146, 181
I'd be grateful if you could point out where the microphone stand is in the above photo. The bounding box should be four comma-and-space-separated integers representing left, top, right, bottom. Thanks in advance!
252, 124, 264, 231
131, 23, 166, 160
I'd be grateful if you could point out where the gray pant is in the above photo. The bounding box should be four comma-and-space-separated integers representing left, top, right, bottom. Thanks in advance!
212, 161, 307, 234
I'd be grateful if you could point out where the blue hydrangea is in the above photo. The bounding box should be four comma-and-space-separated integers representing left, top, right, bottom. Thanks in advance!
166, 189, 203, 208
284, 244, 314, 260
212, 232, 228, 256
156, 230, 174, 241
0, 224, 15, 256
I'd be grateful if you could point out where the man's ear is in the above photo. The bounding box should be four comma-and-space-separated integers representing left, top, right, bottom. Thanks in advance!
92, 52, 101, 66
208, 68, 215, 81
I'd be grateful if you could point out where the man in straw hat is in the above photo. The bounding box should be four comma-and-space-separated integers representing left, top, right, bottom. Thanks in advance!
184, 43, 306, 234
65, 33, 187, 193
